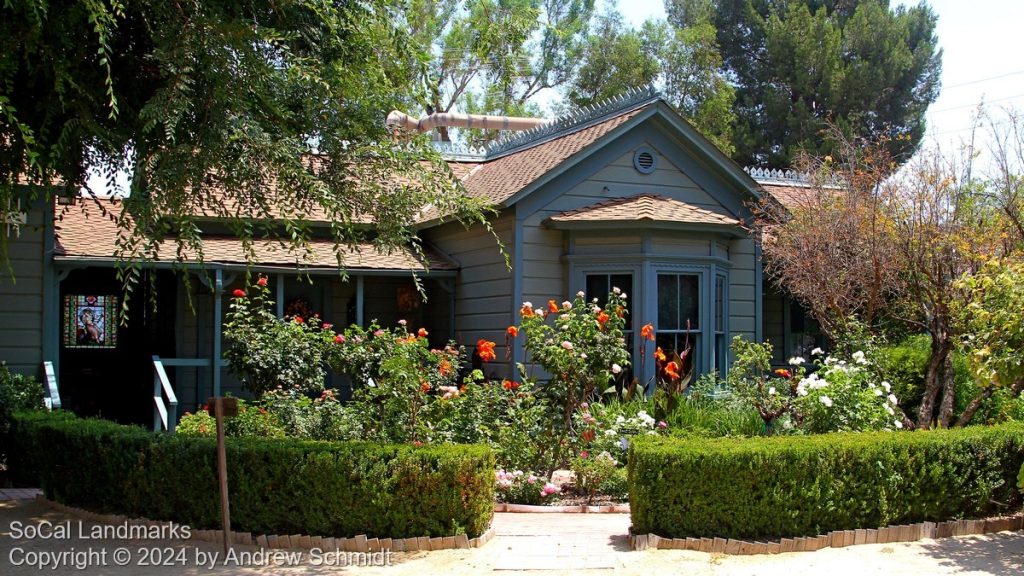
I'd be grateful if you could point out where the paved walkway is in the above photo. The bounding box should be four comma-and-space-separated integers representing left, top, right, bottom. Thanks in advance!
0, 488, 41, 501
491, 512, 631, 571
2, 498, 1022, 575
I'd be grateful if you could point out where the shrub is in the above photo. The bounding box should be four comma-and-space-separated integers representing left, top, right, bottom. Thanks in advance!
494, 470, 559, 505
628, 424, 1024, 540
0, 364, 45, 467
223, 277, 332, 397
9, 411, 494, 538
571, 450, 618, 504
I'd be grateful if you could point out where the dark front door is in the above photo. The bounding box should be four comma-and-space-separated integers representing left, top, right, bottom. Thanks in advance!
59, 268, 177, 426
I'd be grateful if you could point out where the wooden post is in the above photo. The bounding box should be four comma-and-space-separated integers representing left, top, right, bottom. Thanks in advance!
208, 397, 238, 555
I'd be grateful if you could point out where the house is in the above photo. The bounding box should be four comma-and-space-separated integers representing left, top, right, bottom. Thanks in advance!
0, 88, 820, 425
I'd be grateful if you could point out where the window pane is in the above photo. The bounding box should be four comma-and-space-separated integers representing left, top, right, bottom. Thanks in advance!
585, 274, 608, 305
657, 274, 679, 330
680, 275, 699, 330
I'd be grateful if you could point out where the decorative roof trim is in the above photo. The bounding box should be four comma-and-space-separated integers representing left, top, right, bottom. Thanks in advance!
432, 86, 661, 161
745, 167, 814, 186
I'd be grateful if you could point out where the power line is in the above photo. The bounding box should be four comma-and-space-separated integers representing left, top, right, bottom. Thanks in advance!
942, 68, 1024, 90
929, 92, 1024, 114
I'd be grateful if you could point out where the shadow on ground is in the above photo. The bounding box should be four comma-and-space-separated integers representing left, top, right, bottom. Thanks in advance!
917, 532, 1023, 574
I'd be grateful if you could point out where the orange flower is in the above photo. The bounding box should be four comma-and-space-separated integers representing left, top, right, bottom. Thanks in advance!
294, 316, 304, 324
654, 347, 667, 363
506, 325, 519, 337
581, 429, 596, 442
664, 361, 680, 380
418, 328, 429, 338
774, 368, 792, 379
520, 304, 534, 318
420, 381, 430, 393
502, 379, 520, 390
439, 357, 452, 377
548, 299, 559, 314
641, 323, 655, 341
477, 339, 497, 363
596, 311, 610, 328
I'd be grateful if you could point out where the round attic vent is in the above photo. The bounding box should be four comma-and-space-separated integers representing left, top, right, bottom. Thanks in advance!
633, 147, 656, 174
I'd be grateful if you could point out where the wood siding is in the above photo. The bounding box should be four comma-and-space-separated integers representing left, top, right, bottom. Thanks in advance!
423, 213, 514, 379
0, 205, 45, 376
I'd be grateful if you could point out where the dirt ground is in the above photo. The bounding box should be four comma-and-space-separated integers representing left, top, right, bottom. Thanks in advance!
2, 499, 1022, 575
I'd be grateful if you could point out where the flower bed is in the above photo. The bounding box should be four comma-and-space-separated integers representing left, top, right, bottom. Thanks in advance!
9, 411, 494, 539
629, 423, 1024, 540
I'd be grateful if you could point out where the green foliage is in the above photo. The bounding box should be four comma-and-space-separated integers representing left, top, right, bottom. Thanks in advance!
0, 363, 45, 466
571, 450, 618, 504
666, 0, 941, 167
175, 410, 216, 438
724, 336, 793, 431
9, 411, 495, 538
494, 470, 561, 505
1, 0, 489, 290
629, 424, 1024, 539
223, 278, 332, 397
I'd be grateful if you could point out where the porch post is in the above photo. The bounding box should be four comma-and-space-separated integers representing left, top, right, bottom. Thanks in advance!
275, 274, 285, 317
41, 200, 59, 377
355, 275, 364, 325
212, 268, 223, 397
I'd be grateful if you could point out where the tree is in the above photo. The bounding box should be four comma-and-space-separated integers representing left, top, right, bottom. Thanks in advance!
755, 119, 1024, 429
1, 1, 489, 287
666, 0, 942, 168
564, 9, 735, 153
405, 0, 595, 142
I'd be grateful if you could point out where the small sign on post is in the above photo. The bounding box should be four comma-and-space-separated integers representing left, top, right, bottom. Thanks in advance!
207, 397, 239, 554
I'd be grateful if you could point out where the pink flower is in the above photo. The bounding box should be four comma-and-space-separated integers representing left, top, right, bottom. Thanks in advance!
334, 335, 345, 344
374, 329, 385, 337
580, 450, 589, 459
657, 421, 668, 429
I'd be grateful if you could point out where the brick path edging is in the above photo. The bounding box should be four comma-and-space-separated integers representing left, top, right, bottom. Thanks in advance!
630, 514, 1024, 554
37, 496, 495, 552
496, 502, 630, 513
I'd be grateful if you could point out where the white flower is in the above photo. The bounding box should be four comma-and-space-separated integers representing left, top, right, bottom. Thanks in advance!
576, 291, 585, 299
580, 352, 588, 359
561, 341, 573, 350
615, 415, 626, 424
788, 356, 805, 366
768, 387, 777, 395
612, 286, 621, 295
852, 350, 867, 365
811, 347, 824, 356
592, 305, 602, 313
874, 388, 884, 396
881, 381, 891, 392
534, 307, 545, 317
398, 319, 407, 326
522, 301, 532, 309
621, 292, 627, 299
819, 395, 833, 407
894, 420, 904, 429
611, 363, 622, 374
562, 300, 572, 310
593, 298, 599, 304
796, 383, 808, 397
884, 404, 895, 415
604, 429, 617, 437
888, 394, 898, 405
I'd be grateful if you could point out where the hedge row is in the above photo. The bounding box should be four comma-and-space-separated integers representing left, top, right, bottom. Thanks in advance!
628, 424, 1024, 540
9, 411, 494, 538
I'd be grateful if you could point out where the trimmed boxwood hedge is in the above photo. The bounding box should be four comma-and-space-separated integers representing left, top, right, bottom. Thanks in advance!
628, 424, 1024, 540
8, 411, 494, 538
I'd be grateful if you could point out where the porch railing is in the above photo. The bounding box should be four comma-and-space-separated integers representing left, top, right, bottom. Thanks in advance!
42, 361, 61, 410
151, 355, 179, 433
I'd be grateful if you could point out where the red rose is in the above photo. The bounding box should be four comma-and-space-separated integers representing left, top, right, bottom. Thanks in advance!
418, 328, 429, 338
256, 276, 268, 287
232, 289, 246, 298
334, 335, 345, 344
294, 316, 304, 324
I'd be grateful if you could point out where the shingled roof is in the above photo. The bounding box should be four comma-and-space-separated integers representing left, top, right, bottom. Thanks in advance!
548, 194, 740, 227
54, 199, 455, 272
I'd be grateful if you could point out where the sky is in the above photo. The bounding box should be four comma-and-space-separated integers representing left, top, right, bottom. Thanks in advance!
618, 0, 1024, 167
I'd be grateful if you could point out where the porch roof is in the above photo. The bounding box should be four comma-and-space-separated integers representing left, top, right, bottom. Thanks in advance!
546, 194, 741, 232
53, 199, 457, 272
